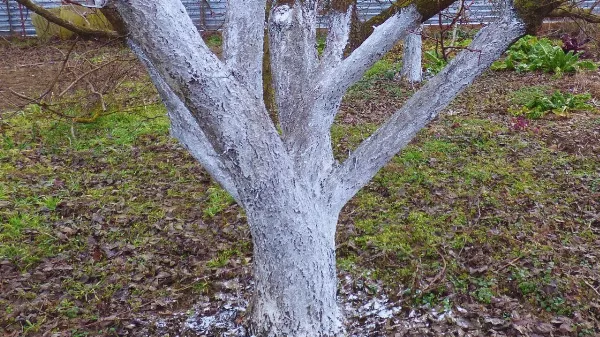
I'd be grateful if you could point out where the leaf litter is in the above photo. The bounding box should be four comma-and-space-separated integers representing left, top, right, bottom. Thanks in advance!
1, 38, 599, 336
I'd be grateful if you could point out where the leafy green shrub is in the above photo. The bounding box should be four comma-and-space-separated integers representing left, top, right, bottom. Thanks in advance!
492, 35, 597, 74
509, 90, 593, 119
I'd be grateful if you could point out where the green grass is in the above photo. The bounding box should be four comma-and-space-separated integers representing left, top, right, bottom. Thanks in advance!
332, 114, 599, 319
0, 99, 251, 335
1, 41, 599, 335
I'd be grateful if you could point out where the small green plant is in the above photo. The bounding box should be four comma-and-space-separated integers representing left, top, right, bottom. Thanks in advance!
56, 299, 80, 319
0, 184, 8, 201
509, 90, 593, 119
424, 50, 448, 75
511, 268, 537, 295
192, 280, 210, 294
317, 35, 327, 56
203, 186, 235, 218
40, 196, 61, 211
206, 249, 238, 268
204, 34, 222, 48
471, 278, 496, 304
364, 59, 398, 80
492, 35, 597, 74
472, 286, 494, 304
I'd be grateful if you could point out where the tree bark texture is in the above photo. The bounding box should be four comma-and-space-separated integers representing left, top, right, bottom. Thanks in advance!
103, 0, 557, 335
247, 203, 342, 336
400, 25, 423, 83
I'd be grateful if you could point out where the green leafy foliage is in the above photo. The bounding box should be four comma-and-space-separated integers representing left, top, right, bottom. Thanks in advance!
492, 35, 597, 74
424, 50, 448, 75
363, 59, 398, 80
509, 89, 593, 119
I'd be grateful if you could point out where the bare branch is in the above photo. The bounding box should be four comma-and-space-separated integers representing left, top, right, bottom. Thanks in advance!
348, 0, 458, 51
62, 0, 109, 9
223, 0, 267, 98
39, 40, 78, 100
326, 5, 527, 206
14, 0, 120, 39
549, 4, 600, 23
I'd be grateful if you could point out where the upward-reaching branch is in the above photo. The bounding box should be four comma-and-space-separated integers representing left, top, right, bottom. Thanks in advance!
277, 4, 421, 191
268, 0, 319, 139
130, 41, 241, 203
348, 0, 457, 51
320, 0, 353, 69
317, 4, 422, 120
326, 4, 528, 206
115, 0, 294, 207
224, 0, 267, 98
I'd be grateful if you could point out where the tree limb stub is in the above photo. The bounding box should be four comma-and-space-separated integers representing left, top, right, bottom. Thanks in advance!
14, 0, 120, 39
514, 0, 569, 34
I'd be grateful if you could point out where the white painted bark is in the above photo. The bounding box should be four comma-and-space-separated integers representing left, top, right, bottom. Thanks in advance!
247, 200, 343, 336
108, 0, 530, 335
269, 2, 318, 139
224, 0, 266, 99
128, 41, 241, 203
317, 5, 422, 119
326, 5, 527, 204
400, 25, 423, 83
320, 6, 352, 69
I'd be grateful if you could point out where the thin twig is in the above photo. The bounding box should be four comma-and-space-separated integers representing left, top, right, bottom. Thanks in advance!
494, 255, 525, 273
583, 279, 600, 297
58, 59, 118, 97
39, 39, 78, 100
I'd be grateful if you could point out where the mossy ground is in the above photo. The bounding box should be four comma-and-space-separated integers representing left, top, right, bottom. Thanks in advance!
1, 36, 599, 336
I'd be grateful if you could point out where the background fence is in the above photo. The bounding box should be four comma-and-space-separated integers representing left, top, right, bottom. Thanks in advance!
1, 0, 599, 37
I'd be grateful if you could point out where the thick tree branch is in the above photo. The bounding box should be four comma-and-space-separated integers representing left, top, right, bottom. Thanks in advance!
348, 0, 457, 51
269, 1, 319, 139
224, 0, 267, 98
318, 4, 421, 118
14, 0, 120, 39
320, 2, 353, 69
129, 41, 241, 203
115, 0, 294, 208
279, 4, 420, 191
326, 4, 528, 206
549, 4, 600, 23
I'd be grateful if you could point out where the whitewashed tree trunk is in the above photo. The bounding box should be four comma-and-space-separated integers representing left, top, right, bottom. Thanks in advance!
247, 203, 343, 336
400, 25, 423, 83
102, 0, 531, 335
